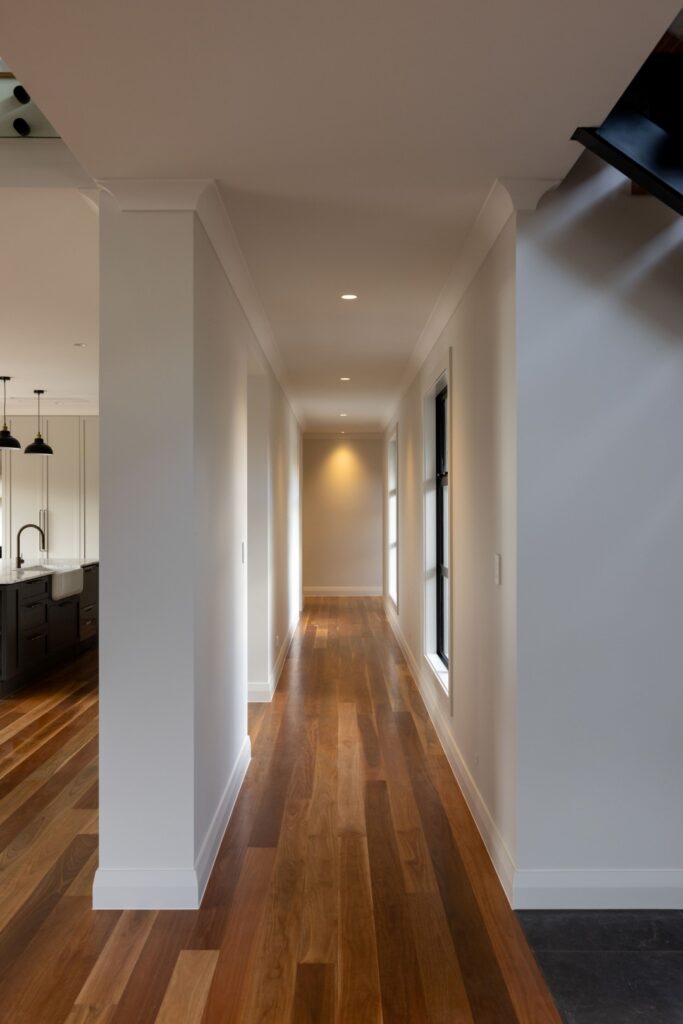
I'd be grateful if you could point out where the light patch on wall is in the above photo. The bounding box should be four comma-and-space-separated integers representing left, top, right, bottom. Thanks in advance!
325, 443, 362, 494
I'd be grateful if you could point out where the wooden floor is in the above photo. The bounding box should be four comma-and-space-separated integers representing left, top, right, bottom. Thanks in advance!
0, 598, 561, 1023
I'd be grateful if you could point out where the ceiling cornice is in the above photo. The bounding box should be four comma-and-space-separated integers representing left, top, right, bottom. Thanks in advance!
499, 177, 561, 212
98, 177, 301, 426
96, 177, 212, 211
387, 176, 560, 426
79, 188, 100, 214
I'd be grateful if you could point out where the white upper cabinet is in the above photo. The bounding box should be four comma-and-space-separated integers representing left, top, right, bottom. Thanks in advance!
1, 415, 99, 563
44, 417, 81, 560
81, 417, 99, 561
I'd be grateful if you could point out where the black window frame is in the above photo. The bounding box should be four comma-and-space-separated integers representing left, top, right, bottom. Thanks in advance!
435, 386, 448, 668
387, 428, 399, 608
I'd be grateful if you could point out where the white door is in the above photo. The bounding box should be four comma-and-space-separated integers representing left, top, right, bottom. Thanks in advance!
5, 416, 46, 563
44, 417, 81, 560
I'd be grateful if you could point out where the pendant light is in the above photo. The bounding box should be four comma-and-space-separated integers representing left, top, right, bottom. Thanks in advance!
0, 377, 21, 450
24, 389, 53, 456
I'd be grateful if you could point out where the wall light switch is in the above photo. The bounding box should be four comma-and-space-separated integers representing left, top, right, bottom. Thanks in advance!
494, 553, 502, 586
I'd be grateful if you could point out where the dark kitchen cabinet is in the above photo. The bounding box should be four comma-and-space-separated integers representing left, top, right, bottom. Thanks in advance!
0, 563, 99, 696
79, 564, 99, 641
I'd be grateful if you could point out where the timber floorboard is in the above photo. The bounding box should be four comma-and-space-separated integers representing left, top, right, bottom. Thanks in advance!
0, 599, 562, 1023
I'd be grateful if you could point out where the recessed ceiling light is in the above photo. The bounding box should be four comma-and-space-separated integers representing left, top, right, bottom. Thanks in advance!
340, 413, 347, 417
73, 343, 87, 348
340, 376, 350, 381
341, 294, 357, 301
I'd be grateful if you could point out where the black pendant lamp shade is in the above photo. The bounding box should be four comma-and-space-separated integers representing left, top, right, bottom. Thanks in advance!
25, 389, 53, 456
0, 377, 21, 450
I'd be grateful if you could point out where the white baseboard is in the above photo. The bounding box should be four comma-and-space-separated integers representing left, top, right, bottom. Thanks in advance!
513, 869, 683, 910
248, 614, 299, 703
383, 597, 516, 903
90, 868, 200, 909
93, 735, 251, 910
93, 867, 201, 910
304, 585, 382, 596
194, 734, 251, 901
247, 679, 274, 702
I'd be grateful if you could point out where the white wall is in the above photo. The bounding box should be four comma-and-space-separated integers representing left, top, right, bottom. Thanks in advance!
389, 155, 683, 910
386, 217, 518, 890
247, 376, 270, 690
193, 218, 250, 872
303, 435, 383, 596
515, 155, 683, 907
267, 369, 301, 673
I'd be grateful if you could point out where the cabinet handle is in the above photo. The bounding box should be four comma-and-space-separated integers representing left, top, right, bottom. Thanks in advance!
26, 602, 43, 610
84, 620, 95, 627
29, 633, 45, 642
39, 509, 47, 551
81, 604, 95, 613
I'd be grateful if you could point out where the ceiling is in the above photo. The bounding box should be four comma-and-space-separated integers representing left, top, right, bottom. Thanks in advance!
0, 0, 679, 430
0, 189, 98, 416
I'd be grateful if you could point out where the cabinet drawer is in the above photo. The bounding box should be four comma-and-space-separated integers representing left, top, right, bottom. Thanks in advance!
79, 613, 98, 641
19, 631, 48, 669
19, 599, 48, 632
19, 578, 48, 603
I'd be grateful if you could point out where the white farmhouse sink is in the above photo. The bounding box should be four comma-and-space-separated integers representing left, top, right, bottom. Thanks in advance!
41, 565, 85, 599
51, 567, 84, 600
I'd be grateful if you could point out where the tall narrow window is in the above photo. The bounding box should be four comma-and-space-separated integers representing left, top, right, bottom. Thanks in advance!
435, 387, 448, 667
388, 428, 398, 607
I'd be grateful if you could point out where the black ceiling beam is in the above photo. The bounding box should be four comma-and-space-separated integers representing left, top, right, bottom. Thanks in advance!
572, 46, 682, 217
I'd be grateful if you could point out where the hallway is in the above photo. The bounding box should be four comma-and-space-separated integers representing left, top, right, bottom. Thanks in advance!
0, 598, 561, 1023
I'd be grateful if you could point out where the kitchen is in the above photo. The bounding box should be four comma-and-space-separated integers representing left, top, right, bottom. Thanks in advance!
0, 186, 99, 696
0, 400, 99, 694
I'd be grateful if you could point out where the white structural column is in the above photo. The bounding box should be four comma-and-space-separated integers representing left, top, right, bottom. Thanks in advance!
94, 186, 251, 909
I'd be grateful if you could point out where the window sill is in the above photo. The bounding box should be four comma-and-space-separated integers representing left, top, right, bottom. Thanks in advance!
425, 652, 449, 696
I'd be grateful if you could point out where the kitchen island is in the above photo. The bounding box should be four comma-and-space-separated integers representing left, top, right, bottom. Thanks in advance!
0, 559, 98, 695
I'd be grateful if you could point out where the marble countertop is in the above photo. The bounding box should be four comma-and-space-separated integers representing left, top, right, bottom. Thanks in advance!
0, 558, 98, 587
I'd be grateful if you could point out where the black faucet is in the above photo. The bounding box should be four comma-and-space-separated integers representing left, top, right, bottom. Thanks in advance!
16, 523, 46, 569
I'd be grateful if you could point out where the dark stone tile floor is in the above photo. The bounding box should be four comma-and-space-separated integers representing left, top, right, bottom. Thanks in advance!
518, 911, 683, 1024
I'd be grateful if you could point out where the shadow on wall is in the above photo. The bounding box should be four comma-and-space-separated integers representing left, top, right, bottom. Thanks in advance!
536, 153, 683, 346
519, 150, 683, 639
